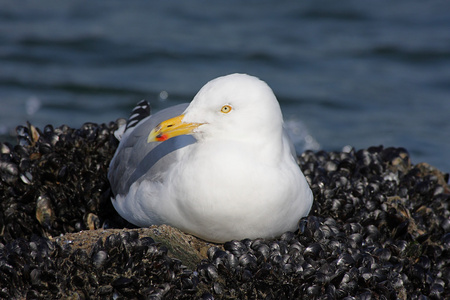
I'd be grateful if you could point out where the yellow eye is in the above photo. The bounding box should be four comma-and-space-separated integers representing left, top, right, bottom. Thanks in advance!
221, 105, 232, 113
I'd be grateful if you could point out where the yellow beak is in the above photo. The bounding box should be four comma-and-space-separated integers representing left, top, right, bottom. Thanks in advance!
147, 115, 203, 143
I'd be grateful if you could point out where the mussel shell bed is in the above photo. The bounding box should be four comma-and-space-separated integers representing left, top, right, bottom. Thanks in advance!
0, 122, 449, 299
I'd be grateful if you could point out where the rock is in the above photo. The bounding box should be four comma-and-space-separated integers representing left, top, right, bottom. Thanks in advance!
51, 225, 216, 269
0, 121, 449, 299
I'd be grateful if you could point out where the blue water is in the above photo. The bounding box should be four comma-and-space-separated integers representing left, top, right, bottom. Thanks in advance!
1, 0, 449, 173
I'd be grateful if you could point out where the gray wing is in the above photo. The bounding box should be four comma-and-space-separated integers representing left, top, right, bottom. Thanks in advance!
108, 103, 196, 196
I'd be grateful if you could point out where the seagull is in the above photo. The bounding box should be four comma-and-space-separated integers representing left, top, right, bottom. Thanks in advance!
108, 73, 313, 243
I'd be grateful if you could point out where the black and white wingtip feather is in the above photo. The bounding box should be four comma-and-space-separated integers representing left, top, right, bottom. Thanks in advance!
114, 100, 152, 141
125, 100, 151, 132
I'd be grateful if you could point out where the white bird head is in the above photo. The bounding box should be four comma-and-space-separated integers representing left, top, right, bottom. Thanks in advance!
148, 73, 284, 144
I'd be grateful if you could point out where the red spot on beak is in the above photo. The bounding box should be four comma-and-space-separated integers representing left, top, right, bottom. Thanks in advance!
156, 134, 169, 142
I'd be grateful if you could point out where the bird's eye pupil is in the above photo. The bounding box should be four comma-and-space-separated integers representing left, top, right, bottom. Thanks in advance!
221, 105, 232, 113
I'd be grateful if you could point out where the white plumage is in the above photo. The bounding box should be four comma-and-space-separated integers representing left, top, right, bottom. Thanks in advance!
108, 73, 313, 243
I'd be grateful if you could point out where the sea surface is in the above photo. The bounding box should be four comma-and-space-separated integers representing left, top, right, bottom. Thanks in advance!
1, 0, 449, 173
